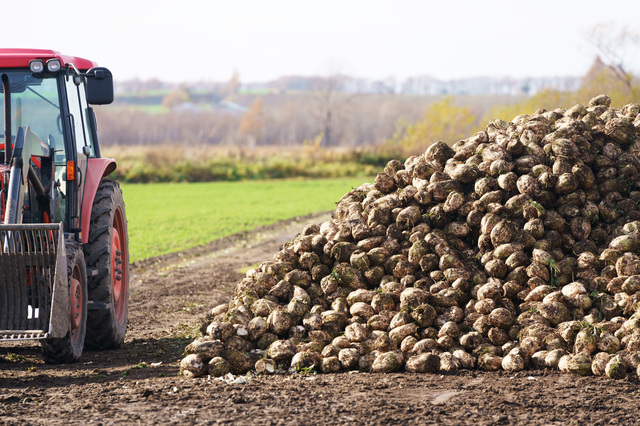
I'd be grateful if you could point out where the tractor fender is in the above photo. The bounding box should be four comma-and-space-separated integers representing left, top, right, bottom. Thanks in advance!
81, 158, 117, 244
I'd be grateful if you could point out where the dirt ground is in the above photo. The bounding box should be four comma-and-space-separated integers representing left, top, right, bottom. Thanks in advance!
1, 212, 639, 425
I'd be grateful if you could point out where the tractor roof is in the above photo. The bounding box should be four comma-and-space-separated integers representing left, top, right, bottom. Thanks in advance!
0, 49, 97, 70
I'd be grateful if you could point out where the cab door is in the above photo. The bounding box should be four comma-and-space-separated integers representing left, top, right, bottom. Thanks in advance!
64, 75, 90, 233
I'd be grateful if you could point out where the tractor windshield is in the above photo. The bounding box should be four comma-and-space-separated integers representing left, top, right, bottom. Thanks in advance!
0, 71, 67, 222
0, 71, 64, 160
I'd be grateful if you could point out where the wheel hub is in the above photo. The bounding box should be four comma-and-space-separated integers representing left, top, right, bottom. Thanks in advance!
110, 212, 127, 324
111, 227, 123, 304
69, 277, 82, 330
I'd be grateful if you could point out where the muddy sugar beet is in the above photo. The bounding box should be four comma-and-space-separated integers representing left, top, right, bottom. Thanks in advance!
182, 94, 640, 379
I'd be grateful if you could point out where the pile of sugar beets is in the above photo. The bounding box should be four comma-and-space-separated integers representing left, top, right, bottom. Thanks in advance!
181, 94, 640, 380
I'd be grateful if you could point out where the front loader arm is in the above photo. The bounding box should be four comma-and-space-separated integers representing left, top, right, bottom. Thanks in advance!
3, 126, 51, 225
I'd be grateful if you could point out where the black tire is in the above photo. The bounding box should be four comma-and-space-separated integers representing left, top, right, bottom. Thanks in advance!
41, 241, 87, 363
84, 179, 129, 349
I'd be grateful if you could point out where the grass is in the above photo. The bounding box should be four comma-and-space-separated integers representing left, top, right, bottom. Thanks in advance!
122, 177, 371, 262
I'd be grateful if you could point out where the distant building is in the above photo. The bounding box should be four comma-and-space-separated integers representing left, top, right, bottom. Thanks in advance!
213, 100, 248, 115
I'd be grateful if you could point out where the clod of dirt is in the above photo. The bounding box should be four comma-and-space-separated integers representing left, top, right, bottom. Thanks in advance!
181, 94, 640, 380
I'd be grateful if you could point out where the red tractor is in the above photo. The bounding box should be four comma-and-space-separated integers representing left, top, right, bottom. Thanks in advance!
0, 49, 128, 363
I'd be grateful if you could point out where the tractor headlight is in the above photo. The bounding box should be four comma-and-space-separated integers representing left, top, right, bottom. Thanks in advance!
46, 59, 62, 72
29, 59, 44, 73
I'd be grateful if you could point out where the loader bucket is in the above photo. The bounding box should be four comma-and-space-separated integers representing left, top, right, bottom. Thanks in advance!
0, 223, 68, 341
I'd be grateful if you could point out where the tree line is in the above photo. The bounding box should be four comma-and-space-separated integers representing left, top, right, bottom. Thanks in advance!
97, 67, 636, 155
96, 89, 516, 151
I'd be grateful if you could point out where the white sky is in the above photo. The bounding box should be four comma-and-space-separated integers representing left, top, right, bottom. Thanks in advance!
3, 0, 640, 83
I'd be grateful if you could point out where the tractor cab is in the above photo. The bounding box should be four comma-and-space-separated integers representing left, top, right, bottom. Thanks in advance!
0, 51, 113, 236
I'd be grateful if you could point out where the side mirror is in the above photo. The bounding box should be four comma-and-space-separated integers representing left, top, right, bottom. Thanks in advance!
85, 67, 114, 105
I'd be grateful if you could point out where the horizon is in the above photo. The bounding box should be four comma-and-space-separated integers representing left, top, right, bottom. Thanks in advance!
113, 69, 585, 98
115, 69, 584, 85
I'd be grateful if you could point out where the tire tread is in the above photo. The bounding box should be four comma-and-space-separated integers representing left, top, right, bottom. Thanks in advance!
84, 179, 129, 350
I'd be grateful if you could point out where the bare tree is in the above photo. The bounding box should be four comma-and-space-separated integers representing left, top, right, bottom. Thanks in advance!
309, 74, 355, 146
239, 98, 264, 147
586, 23, 640, 88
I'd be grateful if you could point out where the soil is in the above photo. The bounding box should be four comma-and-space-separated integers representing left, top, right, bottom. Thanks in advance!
1, 212, 639, 425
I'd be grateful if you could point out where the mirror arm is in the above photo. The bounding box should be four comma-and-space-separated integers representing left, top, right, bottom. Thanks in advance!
66, 63, 80, 76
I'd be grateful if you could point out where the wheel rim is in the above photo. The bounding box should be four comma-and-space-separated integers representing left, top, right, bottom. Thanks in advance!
111, 207, 127, 324
69, 265, 83, 344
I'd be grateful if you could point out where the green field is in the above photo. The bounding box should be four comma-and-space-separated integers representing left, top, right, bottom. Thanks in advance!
122, 178, 371, 263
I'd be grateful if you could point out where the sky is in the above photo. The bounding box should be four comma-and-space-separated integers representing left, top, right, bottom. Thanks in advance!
3, 0, 640, 84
